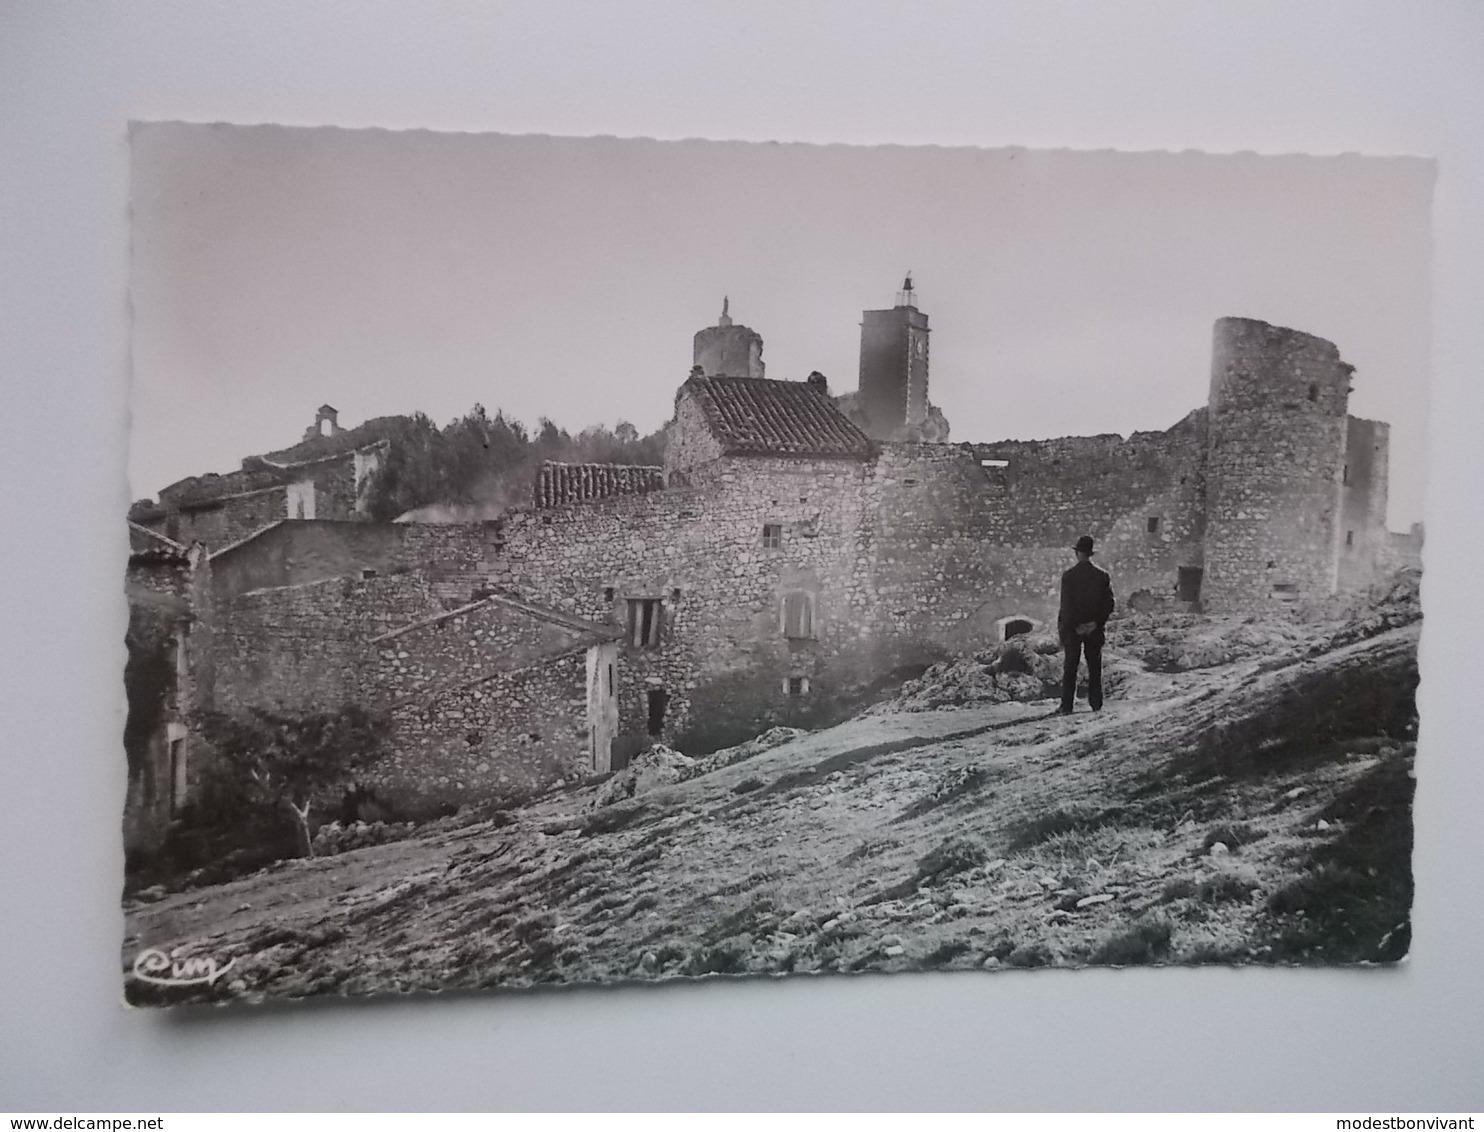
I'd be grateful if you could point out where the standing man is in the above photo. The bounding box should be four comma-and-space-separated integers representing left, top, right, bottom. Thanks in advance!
1058, 534, 1116, 715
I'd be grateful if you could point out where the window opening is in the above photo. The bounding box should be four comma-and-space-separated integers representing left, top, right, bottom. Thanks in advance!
761, 523, 783, 549
1271, 583, 1299, 602
785, 675, 809, 696
1146, 516, 1160, 534
1346, 530, 1355, 547
626, 599, 663, 648
782, 592, 815, 640
607, 663, 614, 695
1307, 384, 1319, 402
603, 586, 614, 602
1342, 464, 1349, 485
1002, 618, 1034, 641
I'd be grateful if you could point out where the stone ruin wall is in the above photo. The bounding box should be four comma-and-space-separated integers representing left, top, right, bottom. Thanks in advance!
1202, 317, 1353, 612
1338, 417, 1391, 594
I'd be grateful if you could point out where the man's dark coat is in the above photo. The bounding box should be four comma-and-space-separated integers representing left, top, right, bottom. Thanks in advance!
1058, 558, 1116, 645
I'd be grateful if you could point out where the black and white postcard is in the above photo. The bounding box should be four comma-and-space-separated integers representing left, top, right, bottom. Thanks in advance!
122, 124, 1431, 1004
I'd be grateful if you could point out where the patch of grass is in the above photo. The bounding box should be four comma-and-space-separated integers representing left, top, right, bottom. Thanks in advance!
580, 803, 651, 838
1006, 942, 1053, 968
1260, 754, 1414, 964
922, 938, 973, 968
1199, 871, 1259, 905
1203, 823, 1262, 851
841, 836, 900, 865
1091, 916, 1173, 966
894, 764, 992, 823
684, 937, 752, 976
866, 835, 987, 904
1006, 805, 1104, 852
1159, 876, 1198, 903
626, 844, 663, 872
705, 895, 777, 945
511, 913, 554, 945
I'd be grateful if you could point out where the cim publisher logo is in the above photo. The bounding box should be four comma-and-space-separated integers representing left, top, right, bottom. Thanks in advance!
130, 947, 236, 988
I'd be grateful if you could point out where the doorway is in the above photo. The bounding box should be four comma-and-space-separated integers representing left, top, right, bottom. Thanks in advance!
1177, 566, 1204, 603
646, 688, 669, 736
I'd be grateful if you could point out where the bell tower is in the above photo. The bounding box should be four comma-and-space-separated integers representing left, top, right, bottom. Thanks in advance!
857, 274, 930, 440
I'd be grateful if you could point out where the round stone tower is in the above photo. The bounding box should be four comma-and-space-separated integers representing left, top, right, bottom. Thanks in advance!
1201, 317, 1354, 612
693, 297, 765, 379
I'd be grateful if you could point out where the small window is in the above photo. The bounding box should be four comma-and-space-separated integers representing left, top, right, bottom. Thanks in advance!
782, 592, 815, 640
1342, 464, 1349, 485
785, 675, 810, 696
603, 586, 614, 602
626, 599, 663, 648
1346, 530, 1355, 547
464, 729, 483, 747
1271, 583, 1299, 602
607, 663, 614, 695
761, 523, 783, 550
361, 568, 378, 580
1307, 384, 1319, 402
1146, 516, 1160, 534
671, 587, 682, 601
903, 478, 918, 487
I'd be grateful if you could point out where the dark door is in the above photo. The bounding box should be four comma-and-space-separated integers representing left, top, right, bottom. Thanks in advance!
1177, 566, 1204, 603
646, 689, 669, 736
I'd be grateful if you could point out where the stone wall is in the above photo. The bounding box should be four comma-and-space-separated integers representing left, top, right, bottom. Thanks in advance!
375, 649, 594, 808
210, 519, 499, 607
665, 388, 726, 477
1203, 317, 1353, 611
1338, 417, 1391, 594
209, 574, 607, 809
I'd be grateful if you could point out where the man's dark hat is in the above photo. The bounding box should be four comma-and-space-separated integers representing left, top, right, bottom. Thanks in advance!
1073, 535, 1096, 555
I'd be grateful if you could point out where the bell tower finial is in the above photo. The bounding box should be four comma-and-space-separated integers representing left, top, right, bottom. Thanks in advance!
719, 295, 732, 327
896, 273, 916, 308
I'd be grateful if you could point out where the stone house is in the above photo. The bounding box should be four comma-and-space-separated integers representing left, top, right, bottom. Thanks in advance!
123, 522, 210, 854
128, 407, 392, 549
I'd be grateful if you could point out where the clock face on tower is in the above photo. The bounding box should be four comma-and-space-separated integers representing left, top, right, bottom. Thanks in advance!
915, 336, 927, 358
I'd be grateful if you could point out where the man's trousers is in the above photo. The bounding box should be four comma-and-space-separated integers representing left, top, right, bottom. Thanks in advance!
1060, 635, 1104, 712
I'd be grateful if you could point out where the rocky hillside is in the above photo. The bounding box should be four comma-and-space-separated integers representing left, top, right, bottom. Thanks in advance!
123, 580, 1419, 1005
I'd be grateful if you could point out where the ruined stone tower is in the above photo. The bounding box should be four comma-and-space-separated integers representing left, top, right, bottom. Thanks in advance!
693, 297, 765, 379
1202, 317, 1354, 612
857, 275, 930, 441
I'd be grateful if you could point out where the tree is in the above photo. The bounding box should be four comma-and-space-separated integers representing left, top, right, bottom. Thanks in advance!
195, 705, 389, 858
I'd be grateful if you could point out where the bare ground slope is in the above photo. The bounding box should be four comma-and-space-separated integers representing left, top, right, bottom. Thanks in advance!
124, 623, 1418, 1005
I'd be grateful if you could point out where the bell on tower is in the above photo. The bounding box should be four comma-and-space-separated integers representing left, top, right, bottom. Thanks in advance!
895, 273, 917, 309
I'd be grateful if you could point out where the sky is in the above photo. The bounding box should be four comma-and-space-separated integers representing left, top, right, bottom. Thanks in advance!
129, 124, 1434, 529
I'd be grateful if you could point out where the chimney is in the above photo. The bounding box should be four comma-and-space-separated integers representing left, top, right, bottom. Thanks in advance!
806, 371, 829, 394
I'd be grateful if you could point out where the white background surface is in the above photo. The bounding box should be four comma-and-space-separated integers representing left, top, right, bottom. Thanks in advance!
2, 1, 1481, 1112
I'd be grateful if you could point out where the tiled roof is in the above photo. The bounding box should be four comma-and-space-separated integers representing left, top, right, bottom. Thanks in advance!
685, 375, 874, 459
535, 462, 667, 509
